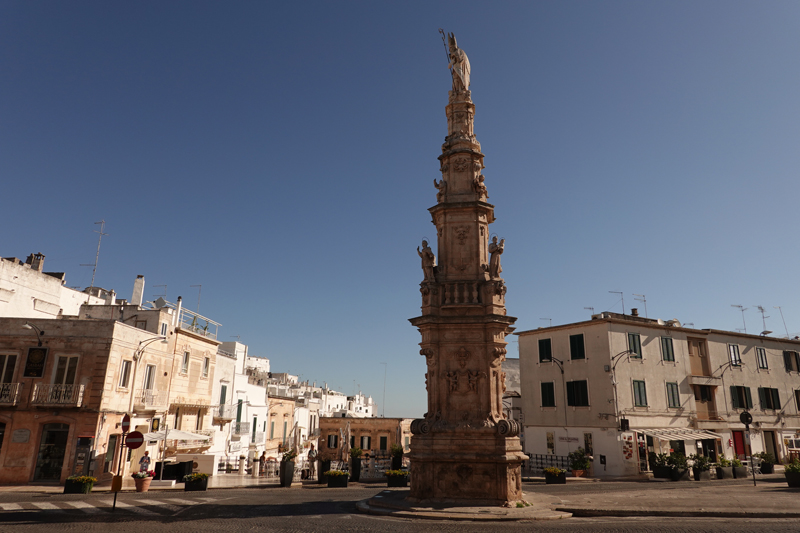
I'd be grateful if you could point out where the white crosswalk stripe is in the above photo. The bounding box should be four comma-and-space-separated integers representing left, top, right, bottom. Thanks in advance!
164, 498, 202, 506
0, 503, 23, 511
100, 499, 162, 515
30, 503, 60, 510
64, 501, 102, 513
137, 499, 182, 513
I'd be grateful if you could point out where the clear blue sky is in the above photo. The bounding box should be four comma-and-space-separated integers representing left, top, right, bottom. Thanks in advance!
2, 1, 799, 418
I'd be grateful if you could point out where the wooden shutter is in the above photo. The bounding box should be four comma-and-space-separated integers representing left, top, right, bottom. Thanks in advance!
730, 386, 739, 408
744, 387, 753, 409
758, 388, 767, 409
785, 351, 793, 371
772, 389, 781, 410
566, 381, 576, 406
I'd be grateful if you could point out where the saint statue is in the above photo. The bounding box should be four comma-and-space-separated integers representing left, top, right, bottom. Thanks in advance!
433, 178, 447, 203
447, 33, 471, 92
418, 240, 437, 282
488, 236, 505, 279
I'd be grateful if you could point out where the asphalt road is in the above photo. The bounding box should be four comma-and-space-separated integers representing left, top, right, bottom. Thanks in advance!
0, 484, 797, 532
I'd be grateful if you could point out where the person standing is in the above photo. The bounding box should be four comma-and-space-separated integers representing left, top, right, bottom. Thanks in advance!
139, 451, 151, 472
308, 444, 318, 477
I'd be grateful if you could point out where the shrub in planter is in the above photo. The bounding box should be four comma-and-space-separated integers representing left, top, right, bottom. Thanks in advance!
318, 459, 331, 484
64, 475, 97, 494
715, 456, 733, 479
689, 454, 711, 481
651, 453, 671, 479
667, 452, 690, 481
390, 444, 404, 470
131, 470, 155, 492
731, 458, 747, 479
568, 447, 591, 477
325, 470, 349, 488
755, 452, 775, 474
280, 449, 297, 487
349, 447, 363, 482
385, 469, 409, 487
784, 460, 800, 488
184, 472, 209, 491
544, 467, 567, 485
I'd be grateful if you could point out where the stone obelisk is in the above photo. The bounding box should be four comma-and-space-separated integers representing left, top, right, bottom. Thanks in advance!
409, 33, 525, 505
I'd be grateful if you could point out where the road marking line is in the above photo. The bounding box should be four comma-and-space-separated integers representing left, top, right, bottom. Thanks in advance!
0, 503, 23, 511
137, 500, 182, 512
112, 500, 162, 515
30, 502, 60, 510
64, 501, 102, 513
165, 498, 201, 506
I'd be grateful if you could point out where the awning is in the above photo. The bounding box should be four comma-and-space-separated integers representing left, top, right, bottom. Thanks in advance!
143, 429, 211, 441
636, 428, 721, 441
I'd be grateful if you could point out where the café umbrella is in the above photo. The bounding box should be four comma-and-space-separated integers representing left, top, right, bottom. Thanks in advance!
143, 428, 210, 481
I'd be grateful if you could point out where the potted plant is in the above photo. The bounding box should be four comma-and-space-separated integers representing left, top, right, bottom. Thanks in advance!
280, 449, 297, 488
390, 443, 404, 470
755, 452, 775, 474
715, 456, 733, 479
667, 452, 690, 481
732, 458, 747, 479
544, 467, 567, 485
651, 453, 671, 479
349, 447, 363, 482
64, 475, 97, 494
568, 447, 591, 477
689, 454, 711, 481
785, 459, 800, 488
318, 459, 331, 484
183, 472, 209, 491
325, 470, 349, 488
385, 469, 409, 487
131, 470, 155, 492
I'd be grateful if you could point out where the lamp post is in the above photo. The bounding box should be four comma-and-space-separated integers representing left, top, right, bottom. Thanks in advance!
609, 350, 636, 429
716, 360, 744, 418
127, 336, 168, 415
22, 322, 45, 346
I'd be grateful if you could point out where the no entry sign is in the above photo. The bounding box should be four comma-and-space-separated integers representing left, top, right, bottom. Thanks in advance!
125, 431, 144, 449
121, 414, 131, 433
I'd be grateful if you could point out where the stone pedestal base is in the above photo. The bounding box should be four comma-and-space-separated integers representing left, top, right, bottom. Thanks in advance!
409, 432, 525, 505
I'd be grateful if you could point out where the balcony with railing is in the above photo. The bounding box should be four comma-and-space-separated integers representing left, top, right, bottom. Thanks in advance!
233, 421, 251, 436
31, 384, 84, 406
0, 383, 23, 405
254, 431, 265, 443
215, 404, 238, 420
135, 389, 168, 409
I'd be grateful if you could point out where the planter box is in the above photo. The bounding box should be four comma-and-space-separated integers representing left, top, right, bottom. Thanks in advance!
63, 480, 94, 494
693, 469, 711, 481
653, 466, 672, 479
670, 468, 690, 481
545, 472, 567, 485
134, 477, 152, 492
715, 466, 733, 479
318, 460, 331, 484
572, 469, 586, 478
786, 471, 800, 488
733, 466, 748, 479
391, 456, 403, 470
184, 478, 209, 491
761, 463, 774, 474
280, 461, 295, 488
350, 458, 361, 482
327, 475, 348, 488
387, 476, 408, 487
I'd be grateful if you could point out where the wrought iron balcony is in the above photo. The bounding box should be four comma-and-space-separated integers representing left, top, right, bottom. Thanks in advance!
233, 421, 250, 435
254, 431, 265, 443
0, 383, 23, 405
136, 389, 168, 409
215, 404, 237, 420
31, 384, 84, 406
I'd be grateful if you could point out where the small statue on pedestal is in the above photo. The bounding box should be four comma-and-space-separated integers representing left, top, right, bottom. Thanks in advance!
418, 240, 437, 282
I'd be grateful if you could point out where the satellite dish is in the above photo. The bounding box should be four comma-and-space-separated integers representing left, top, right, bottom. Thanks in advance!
154, 297, 168, 309
657, 319, 665, 326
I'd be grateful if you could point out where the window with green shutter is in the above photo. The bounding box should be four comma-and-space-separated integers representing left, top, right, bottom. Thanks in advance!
661, 337, 675, 362
569, 334, 585, 360
730, 386, 752, 409
758, 387, 781, 410
633, 380, 647, 406
566, 380, 589, 406
784, 351, 800, 372
541, 382, 556, 407
666, 382, 680, 408
628, 333, 642, 358
538, 338, 552, 362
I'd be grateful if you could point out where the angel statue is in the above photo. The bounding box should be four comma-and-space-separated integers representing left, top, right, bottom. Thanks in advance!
447, 33, 471, 92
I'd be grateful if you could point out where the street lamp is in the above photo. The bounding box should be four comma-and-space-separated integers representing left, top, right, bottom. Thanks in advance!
716, 360, 744, 417
127, 335, 168, 414
609, 350, 636, 430
22, 322, 45, 346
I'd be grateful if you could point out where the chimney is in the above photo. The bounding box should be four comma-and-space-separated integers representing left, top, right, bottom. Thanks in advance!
131, 275, 145, 306
26, 253, 45, 272
631, 308, 639, 317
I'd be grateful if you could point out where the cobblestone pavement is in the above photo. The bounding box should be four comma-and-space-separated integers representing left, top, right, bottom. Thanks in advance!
0, 482, 798, 531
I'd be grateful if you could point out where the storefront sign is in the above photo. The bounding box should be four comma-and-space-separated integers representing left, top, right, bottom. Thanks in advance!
12, 429, 30, 443
558, 436, 579, 443
23, 347, 48, 378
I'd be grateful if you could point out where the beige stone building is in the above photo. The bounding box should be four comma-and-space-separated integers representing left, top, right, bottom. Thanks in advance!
318, 417, 411, 462
517, 310, 800, 478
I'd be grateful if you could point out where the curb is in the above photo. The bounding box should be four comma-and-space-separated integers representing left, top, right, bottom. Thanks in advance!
556, 508, 800, 519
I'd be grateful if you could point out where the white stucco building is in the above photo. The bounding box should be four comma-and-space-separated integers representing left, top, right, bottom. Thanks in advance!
517, 310, 800, 478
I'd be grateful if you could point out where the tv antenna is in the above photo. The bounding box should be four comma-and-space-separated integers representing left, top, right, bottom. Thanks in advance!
774, 306, 790, 338
633, 294, 648, 317
584, 307, 595, 315
190, 284, 202, 312
609, 291, 624, 315
754, 305, 771, 335
230, 335, 241, 342
79, 220, 108, 289
684, 322, 695, 328
540, 318, 552, 327
153, 285, 167, 299
731, 305, 747, 333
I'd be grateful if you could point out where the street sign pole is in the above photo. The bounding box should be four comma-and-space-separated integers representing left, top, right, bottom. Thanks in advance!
113, 414, 131, 512
740, 411, 756, 487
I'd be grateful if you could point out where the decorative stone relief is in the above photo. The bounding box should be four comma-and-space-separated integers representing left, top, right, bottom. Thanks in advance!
410, 419, 430, 435
488, 236, 505, 279
453, 157, 470, 172
473, 174, 488, 199
433, 178, 447, 203
454, 226, 469, 245
496, 419, 520, 437
420, 348, 436, 367
453, 347, 471, 368
446, 371, 459, 392
418, 240, 437, 282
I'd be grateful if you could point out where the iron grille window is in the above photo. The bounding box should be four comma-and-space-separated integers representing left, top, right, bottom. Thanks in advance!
661, 337, 675, 362
756, 347, 768, 369
666, 382, 680, 408
538, 338, 552, 362
541, 382, 556, 407
633, 380, 647, 407
728, 344, 742, 366
628, 333, 642, 358
566, 380, 589, 406
758, 387, 781, 410
569, 334, 585, 360
730, 386, 753, 409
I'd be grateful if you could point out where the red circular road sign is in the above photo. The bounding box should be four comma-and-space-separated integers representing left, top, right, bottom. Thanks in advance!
121, 414, 131, 433
126, 431, 144, 449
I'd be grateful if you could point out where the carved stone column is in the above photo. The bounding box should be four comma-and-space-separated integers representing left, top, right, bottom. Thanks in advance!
409, 84, 524, 505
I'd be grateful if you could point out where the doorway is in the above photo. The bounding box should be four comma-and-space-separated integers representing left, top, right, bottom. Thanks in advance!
33, 423, 69, 481
700, 439, 718, 462
763, 431, 778, 461
732, 430, 747, 459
